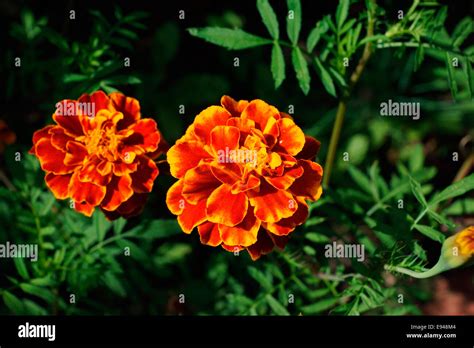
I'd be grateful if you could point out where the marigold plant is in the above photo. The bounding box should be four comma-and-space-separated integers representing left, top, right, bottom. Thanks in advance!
30, 91, 166, 219
166, 96, 323, 260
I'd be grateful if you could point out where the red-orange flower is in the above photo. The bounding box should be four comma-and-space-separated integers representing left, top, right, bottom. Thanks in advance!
166, 96, 323, 260
30, 91, 167, 219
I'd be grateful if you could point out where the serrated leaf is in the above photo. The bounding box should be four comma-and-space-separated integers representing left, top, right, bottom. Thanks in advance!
410, 178, 428, 207
347, 166, 372, 194
265, 294, 289, 315
465, 56, 473, 99
291, 47, 310, 94
445, 52, 458, 101
188, 27, 271, 50
286, 0, 301, 45
3, 291, 24, 314
271, 43, 286, 88
336, 0, 350, 30
430, 174, 474, 205
313, 56, 336, 97
305, 232, 330, 243
19, 283, 55, 303
302, 297, 339, 314
257, 0, 279, 39
307, 20, 328, 53
452, 17, 473, 48
14, 258, 29, 280
248, 266, 273, 291
413, 224, 446, 243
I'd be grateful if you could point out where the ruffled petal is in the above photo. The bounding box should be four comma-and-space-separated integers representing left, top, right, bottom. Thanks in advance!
35, 138, 74, 174
206, 184, 248, 227
109, 92, 141, 130
45, 173, 72, 200
296, 136, 321, 160
166, 180, 185, 215
248, 181, 297, 223
68, 172, 106, 207
210, 125, 240, 156
241, 99, 280, 133
290, 160, 323, 201
193, 106, 231, 144
64, 141, 88, 166
276, 118, 305, 156
218, 208, 260, 247
178, 199, 207, 233
130, 156, 159, 193
182, 164, 220, 205
198, 222, 222, 247
266, 198, 308, 236
101, 174, 134, 211
167, 141, 210, 178
220, 95, 249, 117
122, 118, 160, 155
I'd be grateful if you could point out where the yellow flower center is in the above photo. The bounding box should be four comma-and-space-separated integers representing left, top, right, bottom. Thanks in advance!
455, 226, 474, 257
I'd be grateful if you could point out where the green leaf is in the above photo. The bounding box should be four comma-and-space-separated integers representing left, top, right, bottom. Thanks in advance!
465, 56, 473, 99
413, 224, 446, 243
452, 17, 473, 48
430, 174, 474, 206
445, 52, 458, 101
188, 27, 271, 50
291, 47, 310, 94
19, 284, 55, 303
103, 272, 126, 297
14, 258, 29, 280
305, 232, 331, 243
3, 291, 24, 314
63, 74, 88, 84
286, 0, 302, 45
132, 220, 181, 240
313, 57, 336, 97
336, 0, 350, 30
265, 294, 290, 315
248, 266, 273, 291
410, 178, 428, 207
347, 166, 372, 194
271, 43, 286, 88
302, 297, 339, 314
307, 20, 329, 53
257, 0, 279, 39
347, 134, 369, 165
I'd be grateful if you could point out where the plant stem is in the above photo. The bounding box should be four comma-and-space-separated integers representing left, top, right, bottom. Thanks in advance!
323, 0, 377, 187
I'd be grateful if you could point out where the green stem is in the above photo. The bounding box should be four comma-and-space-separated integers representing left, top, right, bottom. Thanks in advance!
384, 263, 442, 279
323, 0, 377, 187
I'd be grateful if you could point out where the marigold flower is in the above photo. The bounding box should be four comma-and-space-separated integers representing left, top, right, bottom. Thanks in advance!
385, 226, 474, 278
166, 96, 323, 260
29, 91, 166, 219
0, 120, 16, 153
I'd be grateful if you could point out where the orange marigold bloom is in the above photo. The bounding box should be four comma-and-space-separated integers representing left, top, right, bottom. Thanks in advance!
455, 226, 474, 257
166, 96, 323, 260
29, 91, 167, 219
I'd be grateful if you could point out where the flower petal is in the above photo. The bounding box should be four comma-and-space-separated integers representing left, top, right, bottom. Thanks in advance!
167, 141, 210, 178
241, 99, 280, 133
248, 181, 297, 223
166, 180, 186, 215
218, 208, 260, 247
101, 174, 134, 211
193, 106, 231, 144
109, 92, 141, 130
276, 118, 305, 156
210, 125, 240, 156
297, 136, 321, 160
266, 198, 308, 236
35, 138, 74, 174
198, 222, 222, 247
290, 160, 323, 201
220, 95, 249, 117
178, 199, 207, 233
206, 184, 248, 227
122, 118, 160, 155
45, 173, 72, 200
130, 156, 159, 193
265, 164, 304, 190
74, 201, 95, 217
182, 164, 221, 204
68, 172, 106, 207
64, 141, 88, 166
